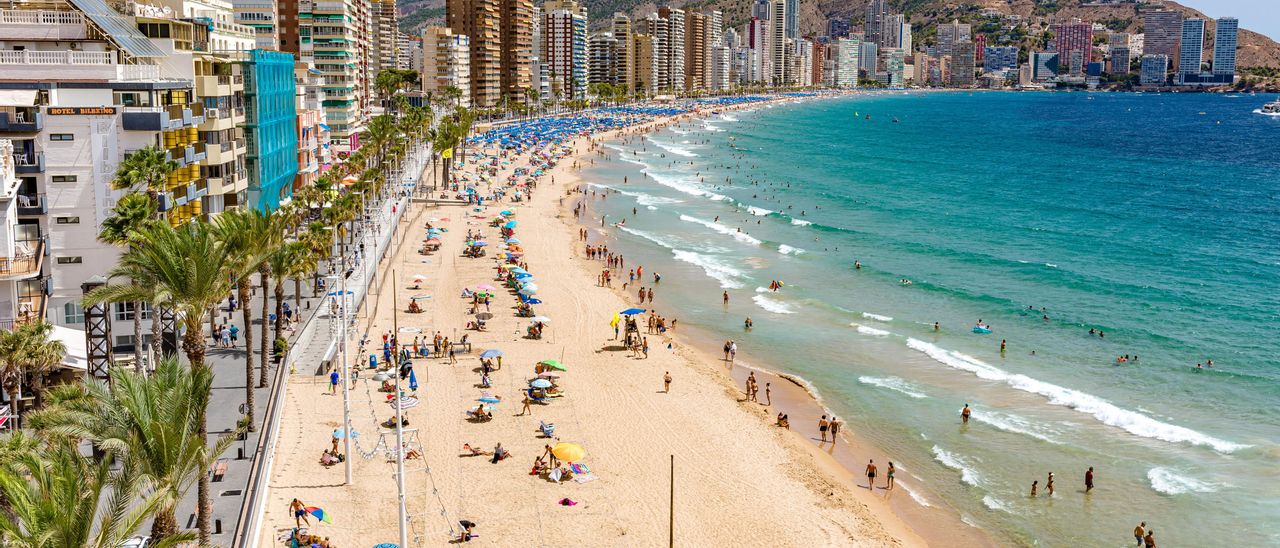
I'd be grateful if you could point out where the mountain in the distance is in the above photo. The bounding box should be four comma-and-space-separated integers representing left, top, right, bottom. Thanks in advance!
397, 0, 1280, 69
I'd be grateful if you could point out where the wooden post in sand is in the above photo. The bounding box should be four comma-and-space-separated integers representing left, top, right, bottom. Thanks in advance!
669, 454, 674, 548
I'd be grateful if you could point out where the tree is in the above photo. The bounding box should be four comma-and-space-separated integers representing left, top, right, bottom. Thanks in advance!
29, 358, 233, 542
0, 439, 195, 548
110, 146, 178, 203
86, 220, 235, 545
266, 242, 309, 343
0, 321, 68, 425
213, 209, 282, 433
100, 192, 161, 371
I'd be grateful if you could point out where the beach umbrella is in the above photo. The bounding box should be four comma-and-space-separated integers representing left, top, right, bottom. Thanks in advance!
518, 285, 538, 295
500, 264, 519, 270
332, 428, 360, 439
475, 312, 494, 320
538, 372, 560, 379
513, 273, 533, 279
326, 290, 353, 296
551, 442, 585, 462
503, 221, 517, 229
473, 241, 488, 247
477, 396, 501, 404
480, 349, 503, 359
412, 274, 427, 281
409, 369, 418, 391
509, 267, 529, 274
477, 284, 496, 291
539, 359, 566, 371
620, 308, 646, 316
530, 378, 552, 389
505, 237, 521, 244
372, 372, 390, 382
388, 396, 419, 410
373, 544, 398, 548
524, 298, 543, 305
501, 210, 514, 216
305, 506, 334, 524
530, 315, 551, 323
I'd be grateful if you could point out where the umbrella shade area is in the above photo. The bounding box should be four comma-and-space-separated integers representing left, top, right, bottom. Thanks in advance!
529, 316, 551, 323
530, 378, 552, 388
388, 396, 420, 410
539, 359, 566, 371
480, 349, 503, 359
551, 442, 585, 462
620, 308, 646, 316
475, 312, 494, 320
477, 396, 501, 404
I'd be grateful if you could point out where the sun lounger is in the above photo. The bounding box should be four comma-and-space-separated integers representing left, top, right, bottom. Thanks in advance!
539, 421, 555, 438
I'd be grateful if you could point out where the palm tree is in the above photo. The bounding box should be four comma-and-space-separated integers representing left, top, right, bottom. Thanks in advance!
0, 438, 195, 547
266, 242, 309, 344
213, 209, 281, 432
110, 146, 178, 204
86, 220, 234, 545
99, 192, 160, 370
0, 321, 68, 425
29, 358, 233, 541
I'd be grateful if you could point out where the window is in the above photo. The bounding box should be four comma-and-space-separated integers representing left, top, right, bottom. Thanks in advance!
114, 302, 136, 321
64, 302, 84, 324
140, 302, 152, 321
56, 256, 83, 264
49, 134, 74, 141
55, 216, 79, 224
52, 175, 77, 182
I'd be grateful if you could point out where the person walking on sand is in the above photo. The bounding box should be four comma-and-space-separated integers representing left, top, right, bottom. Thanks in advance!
664, 371, 672, 393
961, 403, 972, 424
1046, 472, 1055, 496
829, 416, 841, 444
722, 340, 731, 361
886, 462, 896, 489
818, 415, 830, 442
1134, 522, 1146, 546
329, 369, 339, 395
723, 291, 729, 305
519, 393, 532, 416
1085, 466, 1095, 493
290, 498, 309, 528
729, 341, 737, 363
647, 287, 654, 304
764, 382, 771, 405
865, 460, 877, 490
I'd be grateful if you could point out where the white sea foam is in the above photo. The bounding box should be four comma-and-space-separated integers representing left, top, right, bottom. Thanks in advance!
745, 205, 774, 216
850, 324, 892, 338
790, 218, 813, 226
971, 409, 1063, 445
618, 226, 678, 250
678, 214, 763, 246
858, 375, 927, 398
982, 495, 1014, 513
597, 184, 684, 207
777, 244, 805, 255
672, 250, 745, 289
897, 481, 932, 507
646, 171, 715, 199
648, 136, 697, 157
861, 312, 893, 322
752, 293, 796, 314
1147, 467, 1219, 495
932, 445, 981, 486
719, 114, 739, 122
905, 338, 1250, 453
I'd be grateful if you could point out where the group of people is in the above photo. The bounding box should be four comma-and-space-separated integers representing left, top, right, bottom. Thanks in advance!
743, 372, 771, 405
212, 323, 240, 348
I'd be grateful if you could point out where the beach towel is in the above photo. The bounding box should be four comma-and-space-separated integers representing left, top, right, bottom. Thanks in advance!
570, 463, 598, 483
559, 498, 578, 506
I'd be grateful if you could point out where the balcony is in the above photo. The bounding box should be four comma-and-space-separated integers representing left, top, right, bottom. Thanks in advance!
16, 193, 45, 215
122, 104, 204, 131
0, 50, 158, 82
0, 110, 42, 133
0, 237, 43, 280
0, 10, 89, 40
13, 152, 43, 174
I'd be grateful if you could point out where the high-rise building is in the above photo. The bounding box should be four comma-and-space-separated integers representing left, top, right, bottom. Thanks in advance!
638, 14, 671, 91
371, 0, 399, 77
241, 50, 298, 212
858, 40, 877, 78
884, 14, 909, 49
612, 14, 634, 92
828, 18, 849, 39
1143, 10, 1182, 69
1108, 32, 1129, 51
233, 0, 279, 50
396, 32, 414, 69
588, 32, 617, 85
768, 0, 787, 85
1051, 21, 1093, 74
983, 46, 1019, 73
784, 0, 797, 41
882, 47, 905, 86
448, 0, 531, 106
937, 19, 970, 58
811, 41, 826, 85
683, 11, 707, 91
632, 32, 657, 95
711, 44, 732, 90
1140, 54, 1169, 85
659, 7, 685, 92
543, 6, 587, 99
1110, 47, 1131, 74
422, 26, 471, 106
294, 61, 330, 193
752, 0, 771, 21
499, 0, 533, 101
746, 17, 769, 84
1177, 18, 1204, 77
833, 38, 860, 87
1212, 17, 1238, 77
864, 0, 886, 47
950, 40, 975, 86
1031, 51, 1059, 82
706, 10, 724, 90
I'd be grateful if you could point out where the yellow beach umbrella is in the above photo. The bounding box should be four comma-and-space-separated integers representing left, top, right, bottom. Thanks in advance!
551, 442, 585, 462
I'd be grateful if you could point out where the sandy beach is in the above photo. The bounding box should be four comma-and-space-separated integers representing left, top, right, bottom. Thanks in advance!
257, 99, 939, 547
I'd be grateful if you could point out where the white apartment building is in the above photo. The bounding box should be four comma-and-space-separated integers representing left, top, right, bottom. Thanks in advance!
422, 26, 471, 106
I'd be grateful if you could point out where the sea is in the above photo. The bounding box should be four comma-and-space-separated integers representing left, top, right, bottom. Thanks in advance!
578, 91, 1280, 547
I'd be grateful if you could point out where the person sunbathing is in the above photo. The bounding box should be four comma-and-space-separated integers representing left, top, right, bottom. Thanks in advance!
491, 443, 511, 463
530, 456, 550, 475
462, 443, 492, 456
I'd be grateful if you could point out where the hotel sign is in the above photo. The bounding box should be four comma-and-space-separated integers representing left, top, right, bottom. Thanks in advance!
46, 107, 118, 116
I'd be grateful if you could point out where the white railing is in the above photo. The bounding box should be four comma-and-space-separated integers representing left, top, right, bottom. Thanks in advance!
0, 50, 114, 65
0, 9, 85, 25
117, 64, 160, 81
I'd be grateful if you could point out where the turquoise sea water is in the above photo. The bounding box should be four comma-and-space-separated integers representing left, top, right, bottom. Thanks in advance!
579, 91, 1280, 546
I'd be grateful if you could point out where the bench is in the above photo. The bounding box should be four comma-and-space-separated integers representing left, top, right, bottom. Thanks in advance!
210, 458, 229, 482
450, 341, 472, 354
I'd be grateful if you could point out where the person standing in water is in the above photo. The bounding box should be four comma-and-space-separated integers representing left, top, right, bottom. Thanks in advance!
961, 404, 972, 424
1030, 480, 1038, 497
1134, 522, 1147, 546
1046, 472, 1055, 495
886, 462, 896, 489
722, 291, 729, 305
1085, 466, 1095, 493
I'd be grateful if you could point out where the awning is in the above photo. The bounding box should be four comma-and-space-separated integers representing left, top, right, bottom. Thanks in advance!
319, 123, 331, 131
68, 0, 167, 59
0, 90, 37, 106
50, 325, 88, 371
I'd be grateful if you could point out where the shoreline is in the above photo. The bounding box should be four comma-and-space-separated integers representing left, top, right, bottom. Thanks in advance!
556, 94, 995, 547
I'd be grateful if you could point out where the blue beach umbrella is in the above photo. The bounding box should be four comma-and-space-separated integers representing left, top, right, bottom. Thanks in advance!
514, 272, 533, 279
409, 369, 418, 391
620, 308, 646, 315
505, 238, 520, 244
480, 349, 503, 359
477, 396, 501, 404
503, 221, 517, 229
530, 379, 552, 389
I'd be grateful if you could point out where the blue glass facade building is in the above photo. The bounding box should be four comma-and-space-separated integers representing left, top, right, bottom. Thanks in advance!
243, 49, 298, 212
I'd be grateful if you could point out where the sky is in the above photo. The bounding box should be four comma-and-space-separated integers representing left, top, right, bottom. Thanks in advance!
1177, 0, 1280, 41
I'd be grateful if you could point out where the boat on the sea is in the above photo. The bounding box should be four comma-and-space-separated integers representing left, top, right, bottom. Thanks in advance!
1258, 101, 1280, 115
